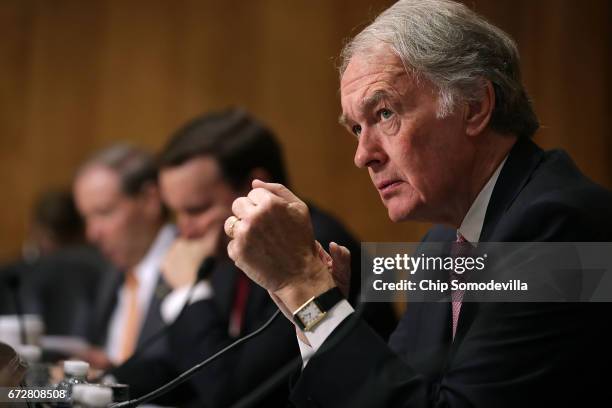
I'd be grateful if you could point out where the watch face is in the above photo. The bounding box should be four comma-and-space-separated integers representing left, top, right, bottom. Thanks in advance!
295, 300, 327, 331
299, 302, 323, 322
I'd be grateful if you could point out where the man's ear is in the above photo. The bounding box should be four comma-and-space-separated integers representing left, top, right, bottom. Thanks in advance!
465, 79, 495, 137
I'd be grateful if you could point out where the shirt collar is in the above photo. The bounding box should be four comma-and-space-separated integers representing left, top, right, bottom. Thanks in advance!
458, 157, 507, 244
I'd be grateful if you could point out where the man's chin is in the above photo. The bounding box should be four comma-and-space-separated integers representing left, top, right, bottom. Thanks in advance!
383, 192, 427, 223
386, 204, 416, 223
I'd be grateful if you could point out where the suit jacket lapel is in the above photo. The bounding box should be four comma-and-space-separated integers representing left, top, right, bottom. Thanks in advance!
394, 229, 455, 378
479, 138, 544, 242
452, 138, 544, 347
210, 259, 238, 317
91, 268, 123, 346
136, 275, 171, 347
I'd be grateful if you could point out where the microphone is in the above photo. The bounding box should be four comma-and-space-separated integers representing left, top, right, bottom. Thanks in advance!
101, 257, 216, 379
110, 309, 281, 407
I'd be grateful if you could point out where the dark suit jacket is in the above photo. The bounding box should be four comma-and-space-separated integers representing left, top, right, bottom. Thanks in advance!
0, 246, 106, 338
112, 205, 397, 407
289, 138, 612, 407
88, 266, 171, 360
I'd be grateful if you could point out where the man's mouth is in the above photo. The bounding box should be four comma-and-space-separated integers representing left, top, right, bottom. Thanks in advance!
376, 179, 402, 190
376, 179, 403, 195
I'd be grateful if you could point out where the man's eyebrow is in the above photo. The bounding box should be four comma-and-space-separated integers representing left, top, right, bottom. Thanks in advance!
362, 90, 390, 111
338, 90, 391, 127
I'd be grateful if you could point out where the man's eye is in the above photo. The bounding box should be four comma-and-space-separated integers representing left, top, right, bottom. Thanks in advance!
378, 108, 393, 120
352, 124, 362, 136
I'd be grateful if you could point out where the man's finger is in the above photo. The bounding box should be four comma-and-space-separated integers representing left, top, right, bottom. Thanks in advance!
330, 242, 351, 266
315, 240, 332, 267
252, 179, 301, 203
227, 239, 238, 261
330, 242, 351, 297
330, 243, 351, 273
247, 187, 274, 206
231, 196, 256, 218
224, 216, 241, 239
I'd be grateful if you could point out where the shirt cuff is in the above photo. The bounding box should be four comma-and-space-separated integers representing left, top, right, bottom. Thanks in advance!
161, 281, 214, 323
297, 299, 354, 367
297, 336, 315, 368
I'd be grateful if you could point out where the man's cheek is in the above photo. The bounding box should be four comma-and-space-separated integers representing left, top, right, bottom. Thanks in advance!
381, 117, 401, 136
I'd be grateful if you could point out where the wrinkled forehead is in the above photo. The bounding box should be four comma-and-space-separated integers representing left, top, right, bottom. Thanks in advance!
339, 52, 419, 121
341, 51, 415, 92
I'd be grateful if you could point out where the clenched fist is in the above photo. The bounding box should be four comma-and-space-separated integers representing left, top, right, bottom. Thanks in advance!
225, 180, 335, 312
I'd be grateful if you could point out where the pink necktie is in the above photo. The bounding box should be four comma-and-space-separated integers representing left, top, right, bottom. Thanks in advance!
451, 232, 469, 339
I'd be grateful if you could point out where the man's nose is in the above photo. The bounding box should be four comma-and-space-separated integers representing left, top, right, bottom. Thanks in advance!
354, 129, 386, 169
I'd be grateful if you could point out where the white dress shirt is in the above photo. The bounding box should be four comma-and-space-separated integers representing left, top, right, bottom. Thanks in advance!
297, 157, 508, 366
161, 281, 213, 323
105, 224, 176, 364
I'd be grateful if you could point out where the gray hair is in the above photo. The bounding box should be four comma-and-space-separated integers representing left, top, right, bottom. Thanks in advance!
77, 144, 158, 197
340, 0, 539, 138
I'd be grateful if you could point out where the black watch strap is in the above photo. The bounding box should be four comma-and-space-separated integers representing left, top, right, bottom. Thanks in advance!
315, 286, 344, 311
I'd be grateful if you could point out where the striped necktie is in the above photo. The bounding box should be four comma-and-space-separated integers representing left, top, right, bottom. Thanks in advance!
450, 232, 470, 339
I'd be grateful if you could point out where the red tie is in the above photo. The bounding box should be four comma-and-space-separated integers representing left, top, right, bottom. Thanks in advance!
229, 272, 251, 337
451, 232, 470, 339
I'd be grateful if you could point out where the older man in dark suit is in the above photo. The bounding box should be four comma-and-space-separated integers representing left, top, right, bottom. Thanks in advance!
225, 1, 612, 407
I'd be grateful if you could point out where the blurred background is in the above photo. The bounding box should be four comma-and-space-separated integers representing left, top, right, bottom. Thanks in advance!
1, 0, 611, 262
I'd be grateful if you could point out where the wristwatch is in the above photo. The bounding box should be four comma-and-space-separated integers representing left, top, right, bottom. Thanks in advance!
292, 287, 344, 331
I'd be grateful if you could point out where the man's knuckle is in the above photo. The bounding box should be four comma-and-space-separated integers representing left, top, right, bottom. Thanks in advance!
232, 197, 245, 213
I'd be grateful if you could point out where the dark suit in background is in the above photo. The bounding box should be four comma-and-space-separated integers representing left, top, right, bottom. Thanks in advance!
289, 138, 612, 407
0, 245, 105, 338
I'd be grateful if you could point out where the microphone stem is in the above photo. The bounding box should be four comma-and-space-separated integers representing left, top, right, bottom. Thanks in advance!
111, 310, 280, 408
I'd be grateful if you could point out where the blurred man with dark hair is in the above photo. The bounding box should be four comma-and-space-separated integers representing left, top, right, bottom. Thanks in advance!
26, 189, 85, 258
73, 144, 175, 369
110, 108, 395, 406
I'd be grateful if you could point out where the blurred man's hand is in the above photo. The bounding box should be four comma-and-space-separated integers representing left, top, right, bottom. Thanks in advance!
162, 227, 223, 289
